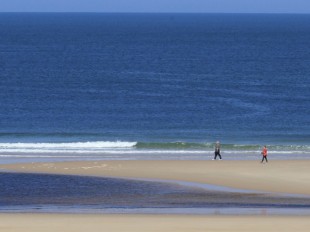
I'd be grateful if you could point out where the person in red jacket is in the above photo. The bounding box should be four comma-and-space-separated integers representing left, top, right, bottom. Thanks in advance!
261, 145, 268, 163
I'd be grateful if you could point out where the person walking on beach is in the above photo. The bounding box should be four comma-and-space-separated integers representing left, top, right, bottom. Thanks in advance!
261, 145, 268, 163
213, 141, 222, 160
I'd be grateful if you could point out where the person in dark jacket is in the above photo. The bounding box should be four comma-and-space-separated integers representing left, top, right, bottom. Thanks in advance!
213, 141, 222, 160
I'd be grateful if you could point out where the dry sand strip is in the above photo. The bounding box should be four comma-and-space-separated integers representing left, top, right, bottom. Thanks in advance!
1, 160, 310, 195
1, 214, 310, 232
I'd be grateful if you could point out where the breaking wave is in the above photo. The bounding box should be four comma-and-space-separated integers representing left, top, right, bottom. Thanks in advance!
0, 141, 309, 154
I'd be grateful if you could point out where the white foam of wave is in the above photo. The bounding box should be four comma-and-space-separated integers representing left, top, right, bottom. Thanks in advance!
0, 141, 137, 152
0, 141, 309, 155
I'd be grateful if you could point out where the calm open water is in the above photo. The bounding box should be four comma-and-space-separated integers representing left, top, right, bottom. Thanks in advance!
0, 13, 309, 161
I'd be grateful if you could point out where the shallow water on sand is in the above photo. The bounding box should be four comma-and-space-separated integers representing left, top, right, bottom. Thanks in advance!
1, 172, 310, 214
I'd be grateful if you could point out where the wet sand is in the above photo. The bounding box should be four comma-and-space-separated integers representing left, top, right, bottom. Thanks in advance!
1, 159, 310, 231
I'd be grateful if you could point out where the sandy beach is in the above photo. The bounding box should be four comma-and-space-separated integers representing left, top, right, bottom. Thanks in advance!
1, 214, 310, 232
1, 159, 310, 232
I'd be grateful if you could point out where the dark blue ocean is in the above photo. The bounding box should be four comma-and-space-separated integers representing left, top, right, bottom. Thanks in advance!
0, 13, 309, 161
